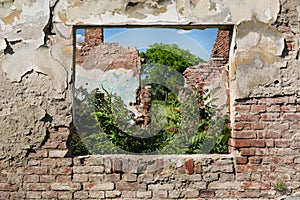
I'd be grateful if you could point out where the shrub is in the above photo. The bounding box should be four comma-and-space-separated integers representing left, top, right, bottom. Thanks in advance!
71, 86, 230, 155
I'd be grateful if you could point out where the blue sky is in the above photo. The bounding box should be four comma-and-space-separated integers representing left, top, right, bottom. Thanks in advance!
76, 28, 217, 61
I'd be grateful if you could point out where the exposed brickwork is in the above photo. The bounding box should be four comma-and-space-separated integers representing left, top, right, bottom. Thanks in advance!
230, 96, 300, 196
84, 28, 103, 45
210, 29, 231, 63
1, 0, 300, 199
1, 155, 238, 199
76, 28, 103, 64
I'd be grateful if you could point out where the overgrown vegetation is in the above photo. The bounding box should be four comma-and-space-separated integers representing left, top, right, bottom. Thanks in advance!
71, 86, 230, 155
71, 43, 230, 155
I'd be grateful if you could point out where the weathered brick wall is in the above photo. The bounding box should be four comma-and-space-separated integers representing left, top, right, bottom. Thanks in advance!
76, 28, 103, 64
84, 28, 103, 45
210, 29, 231, 63
0, 154, 236, 199
229, 96, 300, 197
183, 28, 231, 114
1, 0, 300, 199
227, 0, 300, 198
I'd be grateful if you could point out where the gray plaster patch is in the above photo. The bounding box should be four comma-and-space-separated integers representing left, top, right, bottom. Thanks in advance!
2, 45, 68, 93
233, 51, 286, 98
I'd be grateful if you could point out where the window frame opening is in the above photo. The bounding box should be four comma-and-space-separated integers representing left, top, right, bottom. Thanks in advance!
71, 25, 234, 156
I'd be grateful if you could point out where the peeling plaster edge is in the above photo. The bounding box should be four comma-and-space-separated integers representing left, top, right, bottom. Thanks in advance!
229, 25, 237, 132
15, 68, 48, 83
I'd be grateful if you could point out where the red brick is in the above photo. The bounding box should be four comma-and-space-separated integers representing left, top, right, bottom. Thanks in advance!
84, 182, 115, 191
56, 175, 71, 182
273, 157, 294, 164
116, 181, 146, 191
240, 148, 255, 156
73, 174, 88, 182
55, 158, 73, 167
283, 113, 300, 121
259, 98, 275, 105
249, 157, 262, 164
235, 157, 248, 164
233, 122, 251, 130
236, 165, 260, 173
281, 105, 297, 112
74, 191, 89, 199
89, 191, 105, 199
50, 167, 72, 175
250, 139, 265, 147
274, 139, 290, 148
288, 96, 297, 103
56, 191, 72, 199
291, 121, 300, 129
274, 97, 289, 104
185, 158, 194, 174
228, 139, 250, 147
42, 191, 57, 199
265, 139, 274, 147
251, 105, 266, 113
28, 150, 48, 158
261, 113, 280, 121
0, 176, 8, 183
112, 158, 122, 172
10, 192, 26, 199
184, 189, 200, 198
24, 175, 39, 183
23, 183, 50, 191
267, 105, 281, 112
228, 146, 237, 153
234, 105, 250, 113
105, 174, 121, 182
232, 131, 256, 139
153, 190, 168, 198
40, 175, 55, 183
26, 191, 42, 199
243, 99, 257, 104
241, 182, 270, 190
23, 167, 48, 175
265, 131, 282, 139
40, 158, 56, 166
43, 141, 59, 149
199, 190, 215, 198
235, 114, 259, 122
51, 183, 81, 191
271, 122, 289, 130
251, 122, 266, 130
194, 163, 202, 174
0, 183, 18, 191
155, 159, 164, 171
286, 42, 297, 50
255, 148, 268, 156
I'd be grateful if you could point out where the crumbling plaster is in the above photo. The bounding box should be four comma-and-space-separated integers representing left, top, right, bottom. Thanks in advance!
0, 0, 298, 169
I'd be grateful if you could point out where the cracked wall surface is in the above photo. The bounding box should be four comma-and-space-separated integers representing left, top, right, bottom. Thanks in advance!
0, 0, 300, 199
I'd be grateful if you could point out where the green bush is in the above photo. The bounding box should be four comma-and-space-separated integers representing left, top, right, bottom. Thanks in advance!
71, 86, 230, 155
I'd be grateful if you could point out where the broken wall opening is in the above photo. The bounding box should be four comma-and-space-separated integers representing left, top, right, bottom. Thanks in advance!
72, 26, 233, 155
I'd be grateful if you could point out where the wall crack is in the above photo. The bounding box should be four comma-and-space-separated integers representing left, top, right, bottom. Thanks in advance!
42, 0, 60, 47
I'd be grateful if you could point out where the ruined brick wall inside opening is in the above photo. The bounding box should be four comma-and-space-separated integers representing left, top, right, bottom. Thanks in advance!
0, 0, 300, 199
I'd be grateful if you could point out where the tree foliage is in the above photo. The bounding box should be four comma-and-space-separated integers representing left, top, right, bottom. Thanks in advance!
140, 43, 204, 73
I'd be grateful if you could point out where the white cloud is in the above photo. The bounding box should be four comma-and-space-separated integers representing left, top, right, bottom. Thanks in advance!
177, 30, 192, 35
76, 34, 85, 42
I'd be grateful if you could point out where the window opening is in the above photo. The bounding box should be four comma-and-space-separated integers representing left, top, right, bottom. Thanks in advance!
72, 26, 232, 156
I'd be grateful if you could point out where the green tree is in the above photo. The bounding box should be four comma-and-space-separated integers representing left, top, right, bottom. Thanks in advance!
140, 43, 204, 73
140, 43, 204, 103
